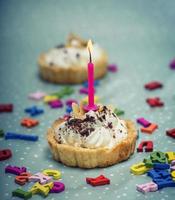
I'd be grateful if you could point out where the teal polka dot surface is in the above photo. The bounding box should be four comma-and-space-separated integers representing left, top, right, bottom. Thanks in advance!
0, 0, 175, 200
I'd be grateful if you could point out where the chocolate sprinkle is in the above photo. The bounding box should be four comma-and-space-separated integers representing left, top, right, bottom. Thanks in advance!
67, 118, 82, 126
102, 106, 108, 114
63, 49, 68, 54
121, 123, 124, 127
98, 117, 103, 122
64, 114, 97, 138
56, 44, 65, 48
108, 122, 113, 129
84, 115, 95, 123
80, 129, 89, 137
60, 105, 120, 140
76, 53, 80, 58
112, 113, 116, 118
80, 128, 94, 137
102, 115, 106, 120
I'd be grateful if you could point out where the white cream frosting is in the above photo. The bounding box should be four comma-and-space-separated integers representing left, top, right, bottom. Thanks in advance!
54, 106, 128, 149
45, 44, 103, 68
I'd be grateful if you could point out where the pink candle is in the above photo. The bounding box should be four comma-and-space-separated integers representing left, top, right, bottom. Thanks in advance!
88, 62, 95, 107
84, 40, 98, 112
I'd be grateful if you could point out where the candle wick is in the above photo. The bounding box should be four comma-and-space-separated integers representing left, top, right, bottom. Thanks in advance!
88, 47, 92, 63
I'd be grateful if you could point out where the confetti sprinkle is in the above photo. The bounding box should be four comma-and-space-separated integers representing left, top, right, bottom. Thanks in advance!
0, 149, 12, 161
146, 97, 164, 107
21, 118, 39, 128
28, 91, 47, 100
79, 88, 89, 94
5, 132, 38, 141
169, 58, 175, 70
25, 106, 44, 117
49, 100, 63, 109
144, 81, 163, 90
0, 104, 13, 113
107, 64, 118, 72
86, 175, 110, 186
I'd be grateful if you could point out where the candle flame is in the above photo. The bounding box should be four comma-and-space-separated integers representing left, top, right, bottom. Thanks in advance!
87, 39, 93, 62
87, 40, 93, 52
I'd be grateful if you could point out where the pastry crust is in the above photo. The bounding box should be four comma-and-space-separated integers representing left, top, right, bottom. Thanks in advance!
38, 51, 108, 84
47, 119, 137, 168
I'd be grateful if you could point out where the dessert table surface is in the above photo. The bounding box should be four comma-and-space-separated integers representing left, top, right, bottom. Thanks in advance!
0, 0, 175, 200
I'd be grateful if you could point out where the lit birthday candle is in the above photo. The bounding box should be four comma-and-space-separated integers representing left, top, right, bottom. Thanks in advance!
83, 40, 98, 111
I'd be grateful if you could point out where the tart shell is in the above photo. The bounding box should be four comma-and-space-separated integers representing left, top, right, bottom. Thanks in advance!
38, 51, 108, 84
47, 119, 137, 168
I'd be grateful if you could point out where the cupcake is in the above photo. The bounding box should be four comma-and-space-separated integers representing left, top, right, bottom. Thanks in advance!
38, 34, 108, 84
47, 103, 137, 168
